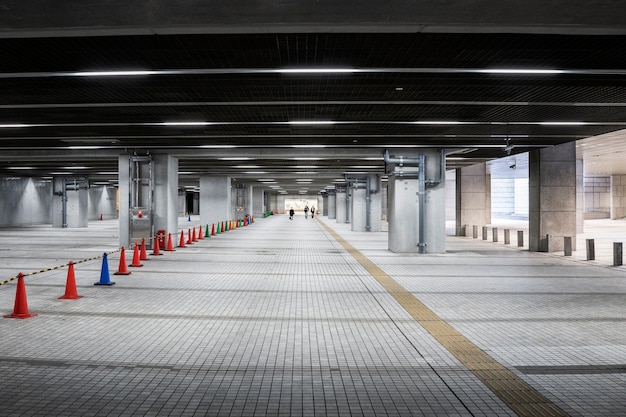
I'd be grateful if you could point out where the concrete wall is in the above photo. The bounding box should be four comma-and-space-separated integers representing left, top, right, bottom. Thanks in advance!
88, 186, 118, 220
0, 177, 52, 226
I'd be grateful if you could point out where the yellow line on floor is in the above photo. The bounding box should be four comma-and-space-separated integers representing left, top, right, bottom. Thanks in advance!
320, 221, 569, 417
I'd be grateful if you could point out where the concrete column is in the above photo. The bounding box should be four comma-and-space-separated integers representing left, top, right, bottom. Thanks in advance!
529, 141, 577, 252
369, 175, 383, 232
336, 188, 347, 223
351, 174, 382, 232
276, 194, 286, 214
388, 176, 418, 252
252, 187, 264, 218
388, 149, 446, 253
576, 159, 584, 233
153, 154, 178, 237
327, 191, 336, 219
351, 183, 366, 231
52, 177, 89, 228
610, 174, 626, 219
52, 177, 64, 228
118, 155, 131, 246
322, 193, 328, 216
200, 176, 231, 226
245, 185, 253, 218
66, 185, 88, 228
455, 163, 488, 236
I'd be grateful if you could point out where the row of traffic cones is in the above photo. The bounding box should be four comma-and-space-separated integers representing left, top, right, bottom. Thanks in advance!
3, 218, 257, 319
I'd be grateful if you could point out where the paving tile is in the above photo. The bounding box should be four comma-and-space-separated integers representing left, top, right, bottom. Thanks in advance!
0, 216, 624, 416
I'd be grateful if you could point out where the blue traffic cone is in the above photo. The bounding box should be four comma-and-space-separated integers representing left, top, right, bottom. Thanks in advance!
94, 253, 115, 286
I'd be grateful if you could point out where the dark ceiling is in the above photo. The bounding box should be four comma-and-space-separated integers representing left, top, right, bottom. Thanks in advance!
2, 31, 626, 194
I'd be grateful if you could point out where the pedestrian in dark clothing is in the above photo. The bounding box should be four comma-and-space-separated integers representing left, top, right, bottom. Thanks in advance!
289, 207, 295, 220
311, 206, 315, 218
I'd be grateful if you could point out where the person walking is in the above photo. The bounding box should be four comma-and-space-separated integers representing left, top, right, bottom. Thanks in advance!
289, 207, 295, 220
311, 206, 315, 218
304, 205, 309, 219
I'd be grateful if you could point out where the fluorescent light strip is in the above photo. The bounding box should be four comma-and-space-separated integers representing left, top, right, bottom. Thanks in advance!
537, 121, 588, 126
0, 124, 33, 128
6, 67, 626, 80
288, 121, 336, 125
412, 121, 465, 125
478, 69, 564, 75
159, 121, 213, 126
277, 68, 357, 74
72, 70, 158, 77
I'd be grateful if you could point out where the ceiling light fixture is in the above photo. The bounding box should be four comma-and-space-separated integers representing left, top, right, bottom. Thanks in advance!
413, 121, 464, 125
0, 123, 32, 128
277, 68, 357, 74
288, 121, 336, 125
478, 69, 564, 75
537, 121, 588, 126
72, 70, 158, 77
159, 121, 212, 126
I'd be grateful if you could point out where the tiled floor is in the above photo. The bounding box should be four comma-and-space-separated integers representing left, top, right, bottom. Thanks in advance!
0, 215, 624, 416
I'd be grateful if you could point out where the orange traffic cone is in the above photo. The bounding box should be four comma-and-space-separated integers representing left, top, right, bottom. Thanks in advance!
130, 242, 143, 267
140, 238, 149, 261
192, 227, 198, 242
4, 273, 37, 319
151, 236, 163, 255
165, 233, 176, 251
114, 246, 132, 275
197, 225, 203, 240
99, 213, 103, 221
59, 261, 83, 299
179, 230, 186, 248
187, 228, 193, 245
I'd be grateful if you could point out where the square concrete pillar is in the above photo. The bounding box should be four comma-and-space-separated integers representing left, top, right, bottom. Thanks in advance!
153, 154, 179, 237
336, 190, 347, 223
529, 141, 577, 252
610, 174, 626, 219
455, 162, 489, 235
252, 187, 264, 218
200, 176, 232, 226
327, 192, 336, 219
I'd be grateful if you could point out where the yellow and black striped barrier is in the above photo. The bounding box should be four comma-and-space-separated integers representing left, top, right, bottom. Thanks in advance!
0, 247, 122, 287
